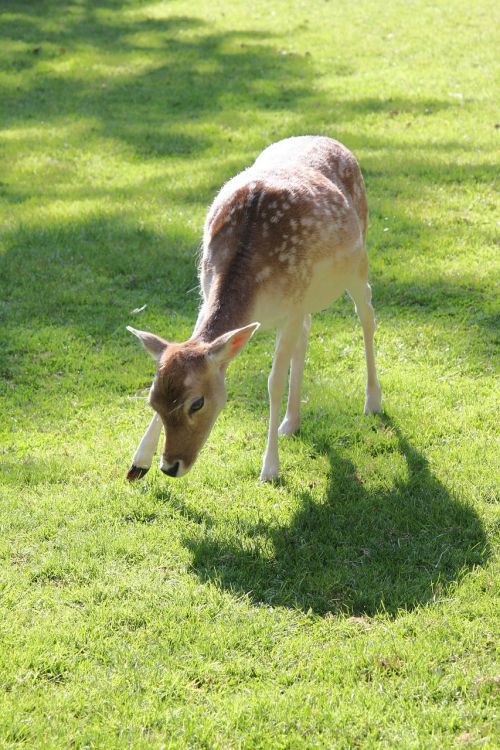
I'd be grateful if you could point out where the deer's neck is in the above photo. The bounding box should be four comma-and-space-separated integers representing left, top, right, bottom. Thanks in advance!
194, 274, 255, 343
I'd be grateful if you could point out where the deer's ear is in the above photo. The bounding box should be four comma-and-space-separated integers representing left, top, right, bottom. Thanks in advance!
127, 326, 169, 361
208, 322, 260, 366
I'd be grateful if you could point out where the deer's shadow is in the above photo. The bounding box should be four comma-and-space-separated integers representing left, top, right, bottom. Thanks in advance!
161, 415, 487, 616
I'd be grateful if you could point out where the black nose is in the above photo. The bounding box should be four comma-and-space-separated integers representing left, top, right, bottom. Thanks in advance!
161, 461, 180, 477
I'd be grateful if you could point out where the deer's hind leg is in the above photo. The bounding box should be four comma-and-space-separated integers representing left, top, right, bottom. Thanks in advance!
279, 313, 311, 436
347, 267, 382, 415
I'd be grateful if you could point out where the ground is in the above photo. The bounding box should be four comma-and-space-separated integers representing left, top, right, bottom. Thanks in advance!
0, 1, 498, 748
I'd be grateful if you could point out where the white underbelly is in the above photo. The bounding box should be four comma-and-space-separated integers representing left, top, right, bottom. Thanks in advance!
252, 257, 355, 329
302, 258, 349, 312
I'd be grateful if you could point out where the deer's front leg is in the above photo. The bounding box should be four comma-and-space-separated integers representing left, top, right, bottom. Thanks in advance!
260, 322, 302, 482
127, 412, 163, 481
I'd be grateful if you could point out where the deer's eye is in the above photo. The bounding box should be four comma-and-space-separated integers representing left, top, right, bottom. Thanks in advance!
190, 396, 204, 414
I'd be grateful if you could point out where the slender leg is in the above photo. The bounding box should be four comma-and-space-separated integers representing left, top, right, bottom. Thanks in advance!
126, 413, 163, 481
279, 313, 311, 436
347, 278, 382, 414
260, 320, 302, 482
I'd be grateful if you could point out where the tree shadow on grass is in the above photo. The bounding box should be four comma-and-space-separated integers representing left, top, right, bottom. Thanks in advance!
0, 215, 200, 413
1, 0, 480, 175
1, 2, 315, 159
169, 414, 487, 616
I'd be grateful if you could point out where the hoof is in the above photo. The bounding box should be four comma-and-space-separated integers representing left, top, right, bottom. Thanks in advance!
278, 418, 300, 436
259, 466, 280, 483
364, 388, 382, 415
126, 465, 150, 482
364, 400, 382, 415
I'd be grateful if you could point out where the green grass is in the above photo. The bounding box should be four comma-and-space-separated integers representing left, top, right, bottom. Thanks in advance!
0, 0, 499, 747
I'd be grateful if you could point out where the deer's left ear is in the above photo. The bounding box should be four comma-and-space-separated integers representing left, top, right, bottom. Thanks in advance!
208, 322, 260, 366
127, 326, 170, 361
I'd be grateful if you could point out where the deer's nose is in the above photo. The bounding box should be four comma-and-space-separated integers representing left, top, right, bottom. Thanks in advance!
161, 460, 180, 477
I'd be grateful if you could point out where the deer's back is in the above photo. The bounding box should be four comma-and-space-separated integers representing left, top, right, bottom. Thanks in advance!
202, 137, 368, 326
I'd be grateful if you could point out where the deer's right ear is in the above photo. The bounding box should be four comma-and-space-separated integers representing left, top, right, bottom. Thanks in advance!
126, 326, 169, 361
208, 322, 260, 366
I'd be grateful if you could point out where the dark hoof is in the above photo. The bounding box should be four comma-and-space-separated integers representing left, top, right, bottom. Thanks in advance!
126, 465, 149, 482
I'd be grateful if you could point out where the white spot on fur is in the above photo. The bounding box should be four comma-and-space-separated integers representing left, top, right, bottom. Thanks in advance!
256, 266, 272, 282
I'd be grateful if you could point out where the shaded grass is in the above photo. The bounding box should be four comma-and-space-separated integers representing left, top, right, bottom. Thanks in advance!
0, 0, 499, 748
184, 416, 488, 615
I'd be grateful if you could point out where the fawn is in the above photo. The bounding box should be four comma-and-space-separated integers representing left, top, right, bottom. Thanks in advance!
127, 136, 381, 482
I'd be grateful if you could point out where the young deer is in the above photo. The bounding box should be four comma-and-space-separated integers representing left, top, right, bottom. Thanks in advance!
127, 135, 381, 482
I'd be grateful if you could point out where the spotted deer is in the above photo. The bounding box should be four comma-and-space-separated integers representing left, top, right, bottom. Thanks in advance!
127, 135, 381, 482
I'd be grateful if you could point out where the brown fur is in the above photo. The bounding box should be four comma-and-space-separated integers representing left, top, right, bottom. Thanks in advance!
198, 136, 368, 336
149, 342, 224, 469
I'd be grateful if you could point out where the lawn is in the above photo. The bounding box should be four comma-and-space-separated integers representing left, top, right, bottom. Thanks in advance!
0, 0, 499, 747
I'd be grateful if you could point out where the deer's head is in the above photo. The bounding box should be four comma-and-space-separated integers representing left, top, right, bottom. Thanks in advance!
127, 323, 259, 476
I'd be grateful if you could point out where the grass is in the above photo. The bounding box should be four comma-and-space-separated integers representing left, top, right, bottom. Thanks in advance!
0, 0, 499, 747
